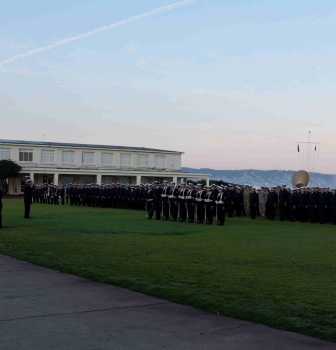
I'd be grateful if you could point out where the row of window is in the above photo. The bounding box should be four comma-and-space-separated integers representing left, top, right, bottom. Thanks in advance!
0, 148, 166, 167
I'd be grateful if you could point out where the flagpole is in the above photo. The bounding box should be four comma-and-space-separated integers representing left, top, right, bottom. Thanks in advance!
308, 131, 311, 172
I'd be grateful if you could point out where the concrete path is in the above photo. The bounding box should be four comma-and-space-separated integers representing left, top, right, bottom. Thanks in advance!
1, 254, 335, 350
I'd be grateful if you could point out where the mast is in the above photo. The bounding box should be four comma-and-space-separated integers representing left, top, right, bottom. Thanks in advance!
308, 131, 311, 172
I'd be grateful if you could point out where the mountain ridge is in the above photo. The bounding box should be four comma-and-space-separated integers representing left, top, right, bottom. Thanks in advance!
182, 168, 336, 188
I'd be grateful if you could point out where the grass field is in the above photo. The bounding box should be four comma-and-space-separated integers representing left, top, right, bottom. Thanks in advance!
1, 199, 336, 342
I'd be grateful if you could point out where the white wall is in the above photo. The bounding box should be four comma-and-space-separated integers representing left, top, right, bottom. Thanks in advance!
1, 144, 182, 170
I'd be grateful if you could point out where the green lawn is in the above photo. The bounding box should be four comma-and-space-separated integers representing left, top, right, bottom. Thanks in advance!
1, 199, 336, 342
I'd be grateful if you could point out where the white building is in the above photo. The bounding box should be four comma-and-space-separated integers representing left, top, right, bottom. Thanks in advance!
0, 139, 210, 195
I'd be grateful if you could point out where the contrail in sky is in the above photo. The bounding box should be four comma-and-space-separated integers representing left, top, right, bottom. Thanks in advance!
0, 0, 195, 66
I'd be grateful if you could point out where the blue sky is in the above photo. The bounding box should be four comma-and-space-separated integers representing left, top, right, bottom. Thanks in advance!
1, 0, 336, 172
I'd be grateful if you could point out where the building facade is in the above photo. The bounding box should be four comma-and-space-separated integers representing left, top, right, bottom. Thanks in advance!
0, 140, 210, 195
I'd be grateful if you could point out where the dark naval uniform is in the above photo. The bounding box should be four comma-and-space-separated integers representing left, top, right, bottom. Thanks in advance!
0, 188, 2, 228
279, 189, 288, 221
288, 191, 297, 222
249, 190, 258, 219
319, 191, 327, 224
185, 187, 195, 223
215, 191, 226, 225
309, 190, 318, 223
146, 187, 154, 219
24, 182, 34, 218
330, 191, 336, 225
161, 184, 170, 220
204, 190, 215, 224
153, 184, 162, 220
168, 185, 179, 221
268, 190, 278, 221
178, 187, 188, 222
195, 188, 205, 224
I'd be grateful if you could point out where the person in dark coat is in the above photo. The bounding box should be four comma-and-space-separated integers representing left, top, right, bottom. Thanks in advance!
288, 189, 297, 222
319, 188, 327, 224
178, 183, 188, 222
249, 188, 258, 219
278, 185, 288, 221
185, 183, 195, 223
0, 187, 3, 228
325, 188, 332, 223
268, 187, 278, 221
330, 189, 336, 225
195, 184, 205, 224
24, 179, 34, 218
145, 184, 154, 219
161, 180, 170, 220
298, 188, 308, 222
204, 186, 215, 224
308, 188, 318, 223
226, 185, 235, 218
215, 186, 226, 225
235, 188, 243, 217
153, 181, 162, 220
168, 182, 179, 221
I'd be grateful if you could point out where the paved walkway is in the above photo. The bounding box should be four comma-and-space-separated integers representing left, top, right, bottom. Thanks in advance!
1, 254, 335, 350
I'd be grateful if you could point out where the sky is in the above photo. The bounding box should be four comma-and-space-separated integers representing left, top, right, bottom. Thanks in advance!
1, 0, 336, 173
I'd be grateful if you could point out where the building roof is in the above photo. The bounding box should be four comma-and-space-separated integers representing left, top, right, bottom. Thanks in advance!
0, 139, 183, 154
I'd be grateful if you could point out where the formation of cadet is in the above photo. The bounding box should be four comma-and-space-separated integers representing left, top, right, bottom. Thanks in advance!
31, 182, 336, 225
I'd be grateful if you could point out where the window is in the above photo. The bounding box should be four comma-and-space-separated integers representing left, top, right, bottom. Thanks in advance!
155, 155, 166, 167
43, 174, 54, 185
0, 148, 10, 160
138, 154, 149, 167
19, 149, 33, 162
21, 174, 30, 192
62, 151, 75, 164
101, 152, 113, 165
82, 175, 95, 184
82, 151, 94, 165
120, 153, 132, 166
61, 175, 75, 186
41, 150, 54, 163
119, 176, 131, 184
102, 176, 113, 184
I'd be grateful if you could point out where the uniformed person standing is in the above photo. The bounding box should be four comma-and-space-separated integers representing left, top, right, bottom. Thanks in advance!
146, 184, 154, 219
215, 186, 226, 225
268, 187, 278, 221
153, 181, 162, 220
185, 183, 195, 223
278, 185, 288, 221
288, 189, 297, 222
258, 187, 268, 220
249, 187, 258, 219
226, 185, 235, 218
319, 188, 327, 224
235, 187, 243, 217
178, 183, 188, 222
161, 180, 170, 220
195, 184, 205, 224
204, 186, 215, 224
298, 188, 308, 222
243, 186, 251, 216
325, 188, 332, 223
330, 189, 336, 225
0, 187, 3, 228
168, 182, 178, 221
24, 179, 34, 219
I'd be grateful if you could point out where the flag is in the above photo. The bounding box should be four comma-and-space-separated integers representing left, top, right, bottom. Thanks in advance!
315, 145, 316, 151
297, 144, 300, 152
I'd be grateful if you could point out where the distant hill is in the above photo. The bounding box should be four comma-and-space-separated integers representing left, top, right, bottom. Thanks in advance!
182, 168, 336, 188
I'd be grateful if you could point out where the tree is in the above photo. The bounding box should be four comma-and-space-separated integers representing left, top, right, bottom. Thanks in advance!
0, 160, 22, 191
